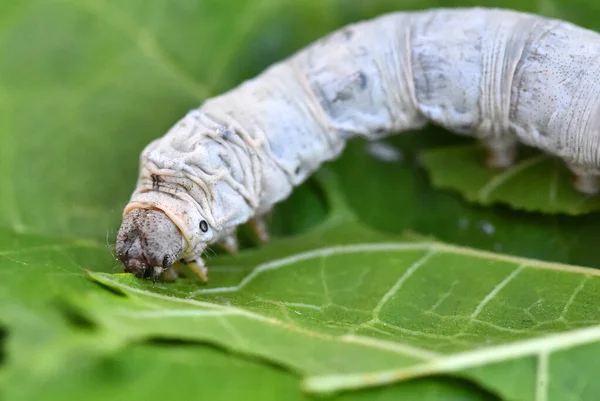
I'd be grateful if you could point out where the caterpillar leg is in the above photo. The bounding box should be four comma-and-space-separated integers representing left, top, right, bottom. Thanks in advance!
480, 136, 518, 169
187, 259, 209, 283
159, 261, 208, 283
249, 216, 270, 243
219, 232, 239, 254
567, 163, 600, 195
162, 267, 180, 282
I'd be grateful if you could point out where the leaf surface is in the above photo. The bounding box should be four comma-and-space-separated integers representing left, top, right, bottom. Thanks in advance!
83, 227, 600, 401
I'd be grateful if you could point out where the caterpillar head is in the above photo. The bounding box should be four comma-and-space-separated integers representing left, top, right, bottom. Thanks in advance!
116, 208, 187, 282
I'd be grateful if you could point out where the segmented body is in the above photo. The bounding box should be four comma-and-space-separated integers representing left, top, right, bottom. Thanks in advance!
120, 7, 600, 276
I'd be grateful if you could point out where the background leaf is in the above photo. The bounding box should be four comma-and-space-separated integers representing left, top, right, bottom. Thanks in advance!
419, 144, 600, 215
3, 0, 600, 400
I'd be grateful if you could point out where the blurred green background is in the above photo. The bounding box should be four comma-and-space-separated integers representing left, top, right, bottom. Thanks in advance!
2, 0, 600, 400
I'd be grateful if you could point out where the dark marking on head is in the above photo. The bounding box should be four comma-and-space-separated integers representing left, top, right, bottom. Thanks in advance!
151, 174, 162, 191
199, 220, 209, 233
295, 166, 301, 175
116, 208, 184, 280
342, 28, 354, 40
158, 191, 180, 200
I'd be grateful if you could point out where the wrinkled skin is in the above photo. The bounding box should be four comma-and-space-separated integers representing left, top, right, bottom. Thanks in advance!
115, 208, 186, 282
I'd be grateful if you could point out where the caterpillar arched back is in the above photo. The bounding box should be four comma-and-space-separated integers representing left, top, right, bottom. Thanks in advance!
115, 7, 600, 282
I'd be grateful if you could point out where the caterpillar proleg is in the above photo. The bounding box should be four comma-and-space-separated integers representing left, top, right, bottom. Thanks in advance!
116, 7, 600, 282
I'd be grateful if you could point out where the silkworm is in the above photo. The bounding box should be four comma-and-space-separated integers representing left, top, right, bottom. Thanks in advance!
116, 7, 600, 282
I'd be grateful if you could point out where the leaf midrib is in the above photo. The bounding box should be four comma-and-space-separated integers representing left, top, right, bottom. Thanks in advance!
303, 322, 600, 393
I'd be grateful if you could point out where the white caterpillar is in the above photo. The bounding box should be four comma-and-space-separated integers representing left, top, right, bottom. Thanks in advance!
116, 7, 600, 282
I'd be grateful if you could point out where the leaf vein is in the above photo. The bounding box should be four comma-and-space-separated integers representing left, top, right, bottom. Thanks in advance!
470, 264, 525, 318
559, 275, 590, 321
373, 250, 435, 316
478, 155, 546, 201
536, 352, 549, 401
